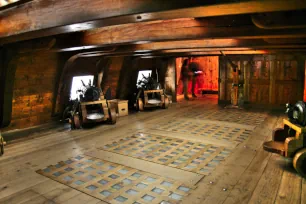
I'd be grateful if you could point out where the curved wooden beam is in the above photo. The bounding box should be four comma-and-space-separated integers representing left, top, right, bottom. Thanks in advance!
251, 14, 306, 29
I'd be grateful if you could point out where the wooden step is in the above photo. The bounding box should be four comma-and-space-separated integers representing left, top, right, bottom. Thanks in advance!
263, 141, 285, 156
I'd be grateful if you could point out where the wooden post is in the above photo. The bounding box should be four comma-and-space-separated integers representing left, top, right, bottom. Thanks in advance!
218, 57, 226, 102
232, 68, 239, 106
165, 58, 176, 103
269, 60, 276, 104
243, 60, 250, 102
297, 57, 305, 101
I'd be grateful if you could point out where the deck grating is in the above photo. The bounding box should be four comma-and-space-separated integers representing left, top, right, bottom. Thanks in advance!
152, 120, 253, 143
100, 133, 232, 175
37, 155, 196, 204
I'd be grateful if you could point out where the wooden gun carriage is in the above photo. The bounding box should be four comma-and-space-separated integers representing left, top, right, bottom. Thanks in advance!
263, 119, 306, 177
71, 99, 116, 129
136, 89, 169, 111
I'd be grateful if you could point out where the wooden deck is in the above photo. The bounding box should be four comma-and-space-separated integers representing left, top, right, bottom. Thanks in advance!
0, 96, 305, 204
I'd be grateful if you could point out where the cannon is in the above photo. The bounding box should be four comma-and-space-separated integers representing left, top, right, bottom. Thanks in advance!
64, 80, 116, 129
263, 101, 306, 177
134, 72, 169, 111
136, 89, 170, 111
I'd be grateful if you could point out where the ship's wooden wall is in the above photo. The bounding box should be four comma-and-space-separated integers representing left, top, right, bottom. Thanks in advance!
3, 52, 60, 131
101, 57, 124, 98
2, 54, 127, 131
219, 55, 305, 105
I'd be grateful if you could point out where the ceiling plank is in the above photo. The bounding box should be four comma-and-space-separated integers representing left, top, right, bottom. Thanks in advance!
1, 0, 306, 44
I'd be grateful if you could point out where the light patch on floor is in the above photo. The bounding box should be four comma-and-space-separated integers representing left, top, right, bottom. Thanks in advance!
152, 119, 253, 143
100, 133, 232, 175
173, 108, 267, 126
37, 155, 195, 204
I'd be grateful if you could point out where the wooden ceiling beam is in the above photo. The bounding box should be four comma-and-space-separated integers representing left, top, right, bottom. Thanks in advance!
134, 39, 306, 52
176, 50, 306, 56
158, 47, 306, 53
82, 22, 306, 47
77, 49, 306, 58
14, 37, 306, 54
1, 0, 306, 44
13, 18, 306, 53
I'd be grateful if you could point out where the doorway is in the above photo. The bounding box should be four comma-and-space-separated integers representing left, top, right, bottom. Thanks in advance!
176, 56, 219, 100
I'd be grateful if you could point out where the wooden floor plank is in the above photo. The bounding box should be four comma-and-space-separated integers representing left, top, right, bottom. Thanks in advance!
221, 116, 283, 204
195, 147, 258, 204
0, 190, 41, 204
20, 195, 55, 204
274, 162, 302, 204
86, 149, 203, 186
31, 179, 66, 195
41, 186, 81, 203
180, 115, 279, 204
0, 171, 47, 200
222, 150, 271, 204
246, 116, 285, 204
302, 179, 306, 204
248, 154, 284, 204
62, 193, 101, 204
175, 117, 256, 130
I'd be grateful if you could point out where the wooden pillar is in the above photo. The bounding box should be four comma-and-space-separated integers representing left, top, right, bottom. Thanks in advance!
297, 57, 305, 101
218, 56, 226, 102
117, 57, 134, 99
269, 60, 276, 104
165, 58, 177, 102
102, 57, 124, 99
243, 60, 250, 102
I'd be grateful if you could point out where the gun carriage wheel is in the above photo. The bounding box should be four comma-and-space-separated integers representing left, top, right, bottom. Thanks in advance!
137, 98, 144, 111
0, 135, 4, 156
163, 97, 169, 109
293, 148, 306, 178
73, 114, 82, 129
108, 108, 117, 124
